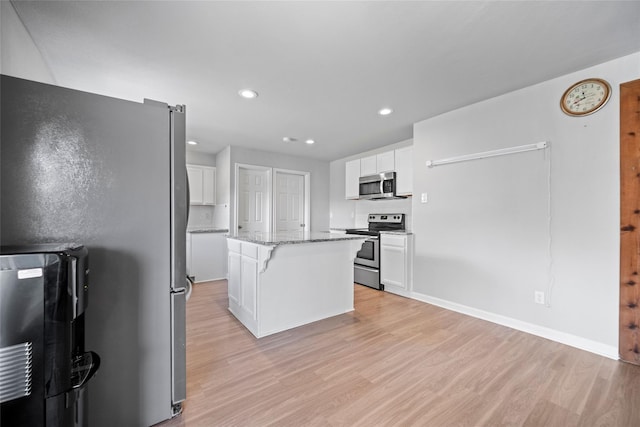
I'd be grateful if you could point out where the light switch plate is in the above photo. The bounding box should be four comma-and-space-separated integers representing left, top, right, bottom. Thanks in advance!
421, 192, 428, 203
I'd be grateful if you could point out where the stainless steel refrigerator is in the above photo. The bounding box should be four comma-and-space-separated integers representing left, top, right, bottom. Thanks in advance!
1, 75, 188, 426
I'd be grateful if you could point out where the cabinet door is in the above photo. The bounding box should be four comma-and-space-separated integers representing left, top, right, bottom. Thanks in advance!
190, 232, 227, 282
210, 233, 228, 280
191, 233, 214, 282
360, 155, 377, 176
203, 167, 216, 205
186, 233, 192, 276
345, 159, 360, 200
187, 166, 204, 204
395, 146, 413, 196
241, 256, 258, 320
376, 151, 395, 173
380, 235, 406, 289
228, 250, 241, 305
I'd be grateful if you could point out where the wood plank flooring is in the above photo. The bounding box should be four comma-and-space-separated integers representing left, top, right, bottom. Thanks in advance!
157, 280, 640, 427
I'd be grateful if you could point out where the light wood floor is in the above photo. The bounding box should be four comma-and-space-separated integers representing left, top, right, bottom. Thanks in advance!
158, 280, 640, 427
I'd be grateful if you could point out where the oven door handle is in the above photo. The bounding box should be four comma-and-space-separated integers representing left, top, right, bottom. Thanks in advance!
354, 264, 379, 273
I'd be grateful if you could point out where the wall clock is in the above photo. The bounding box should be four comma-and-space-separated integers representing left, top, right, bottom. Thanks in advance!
560, 78, 611, 116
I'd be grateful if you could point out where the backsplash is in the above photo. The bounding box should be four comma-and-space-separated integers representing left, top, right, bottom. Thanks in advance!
187, 205, 214, 229
187, 204, 230, 231
354, 197, 412, 230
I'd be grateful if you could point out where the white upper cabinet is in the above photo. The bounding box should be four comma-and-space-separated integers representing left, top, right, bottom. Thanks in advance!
345, 159, 360, 200
187, 166, 204, 204
394, 146, 413, 196
360, 152, 395, 176
344, 146, 412, 200
187, 164, 216, 205
376, 151, 395, 173
202, 167, 216, 205
360, 155, 377, 176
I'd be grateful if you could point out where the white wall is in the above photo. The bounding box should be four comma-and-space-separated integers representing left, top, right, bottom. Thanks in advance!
412, 52, 640, 357
186, 150, 216, 166
0, 1, 54, 83
330, 139, 413, 229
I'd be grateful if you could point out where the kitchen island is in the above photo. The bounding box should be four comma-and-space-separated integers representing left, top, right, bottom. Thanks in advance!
227, 232, 366, 338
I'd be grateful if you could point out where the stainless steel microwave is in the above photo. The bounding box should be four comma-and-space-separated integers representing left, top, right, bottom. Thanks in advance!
359, 171, 405, 200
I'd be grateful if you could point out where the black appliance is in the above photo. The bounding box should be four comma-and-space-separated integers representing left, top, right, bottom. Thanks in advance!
347, 214, 406, 290
0, 243, 100, 427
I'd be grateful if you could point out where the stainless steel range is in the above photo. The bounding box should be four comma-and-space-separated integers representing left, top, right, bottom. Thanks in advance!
346, 214, 405, 290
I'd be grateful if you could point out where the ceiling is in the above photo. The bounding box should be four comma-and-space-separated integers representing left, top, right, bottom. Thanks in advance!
10, 1, 640, 161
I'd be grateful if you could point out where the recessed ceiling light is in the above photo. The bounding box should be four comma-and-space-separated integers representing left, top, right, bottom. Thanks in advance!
378, 107, 393, 116
187, 140, 198, 145
305, 139, 315, 145
239, 89, 258, 99
283, 137, 297, 143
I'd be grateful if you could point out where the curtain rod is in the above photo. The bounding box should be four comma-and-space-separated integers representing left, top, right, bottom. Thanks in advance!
425, 141, 548, 168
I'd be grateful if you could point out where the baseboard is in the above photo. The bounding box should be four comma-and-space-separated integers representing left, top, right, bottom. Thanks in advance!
409, 291, 618, 360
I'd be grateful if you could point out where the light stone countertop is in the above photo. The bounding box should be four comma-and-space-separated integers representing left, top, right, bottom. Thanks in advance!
379, 230, 414, 235
187, 228, 229, 234
227, 231, 367, 246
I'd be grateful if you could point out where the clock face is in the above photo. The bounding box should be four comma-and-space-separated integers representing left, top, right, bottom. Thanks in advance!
560, 78, 611, 116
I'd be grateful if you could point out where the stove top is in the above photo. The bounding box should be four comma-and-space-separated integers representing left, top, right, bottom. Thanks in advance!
345, 229, 378, 236
346, 213, 405, 236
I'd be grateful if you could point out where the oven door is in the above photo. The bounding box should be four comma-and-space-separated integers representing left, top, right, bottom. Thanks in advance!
354, 237, 379, 268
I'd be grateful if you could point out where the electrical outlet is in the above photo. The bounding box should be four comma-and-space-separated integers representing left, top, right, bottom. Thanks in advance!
534, 291, 545, 305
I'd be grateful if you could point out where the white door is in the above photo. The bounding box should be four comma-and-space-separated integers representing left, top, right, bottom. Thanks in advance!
238, 167, 270, 233
275, 172, 305, 232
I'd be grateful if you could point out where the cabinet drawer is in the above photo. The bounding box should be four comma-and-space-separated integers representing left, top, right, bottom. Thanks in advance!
381, 234, 406, 248
228, 239, 242, 254
242, 243, 259, 259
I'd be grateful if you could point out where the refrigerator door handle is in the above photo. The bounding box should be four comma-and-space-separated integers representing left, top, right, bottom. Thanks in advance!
170, 289, 186, 413
185, 276, 193, 301
169, 104, 188, 293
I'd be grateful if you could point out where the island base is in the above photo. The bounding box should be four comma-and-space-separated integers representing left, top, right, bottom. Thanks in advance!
227, 238, 364, 338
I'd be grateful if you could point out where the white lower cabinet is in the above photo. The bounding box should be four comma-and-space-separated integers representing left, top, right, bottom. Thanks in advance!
380, 233, 413, 297
228, 249, 241, 305
240, 246, 259, 320
227, 239, 260, 326
227, 238, 361, 338
187, 232, 228, 282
